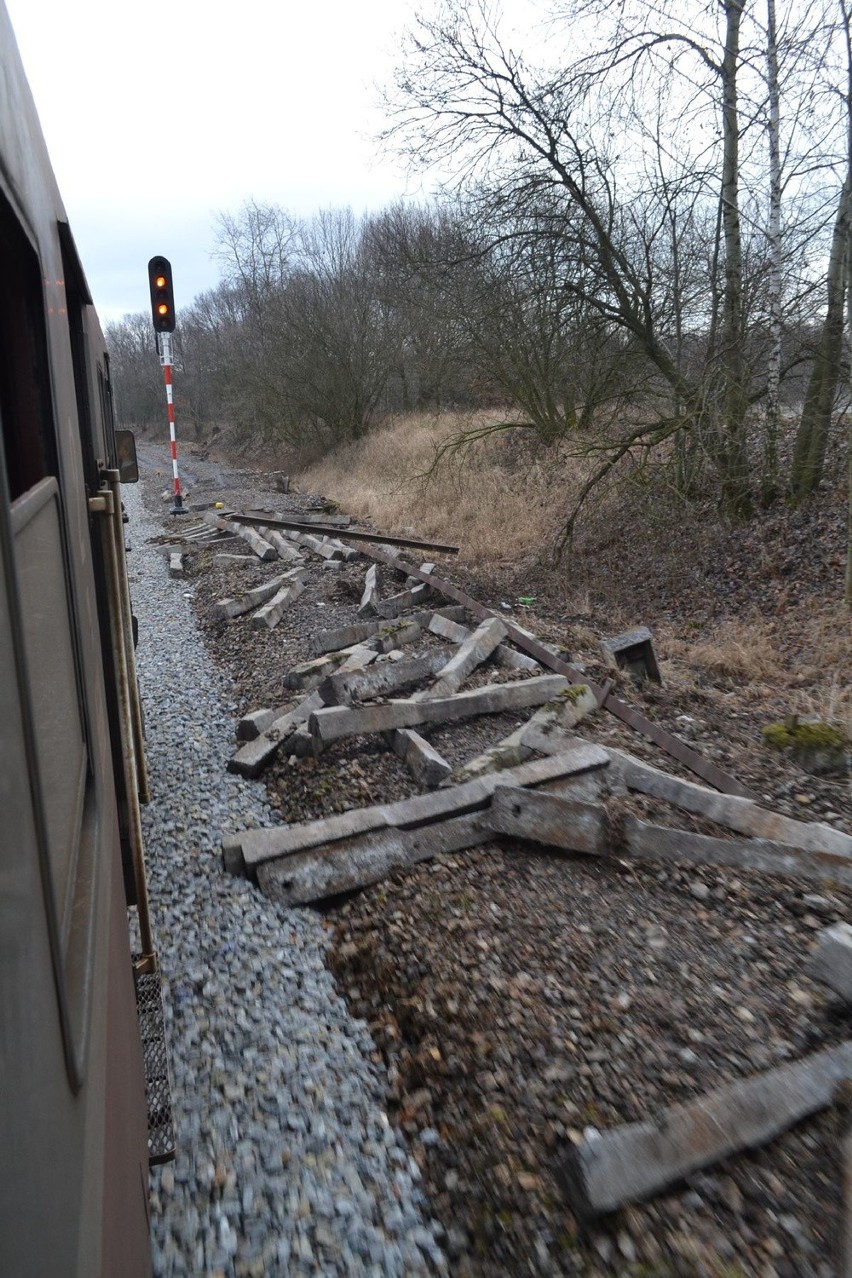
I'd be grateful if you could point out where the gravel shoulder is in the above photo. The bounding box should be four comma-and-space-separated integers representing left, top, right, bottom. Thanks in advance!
137, 444, 851, 1277
128, 470, 445, 1277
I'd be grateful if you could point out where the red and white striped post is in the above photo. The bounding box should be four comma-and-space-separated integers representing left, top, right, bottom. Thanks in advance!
159, 330, 184, 513
148, 256, 185, 515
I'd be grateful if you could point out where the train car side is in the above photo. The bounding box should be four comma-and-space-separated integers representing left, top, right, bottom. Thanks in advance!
0, 7, 154, 1275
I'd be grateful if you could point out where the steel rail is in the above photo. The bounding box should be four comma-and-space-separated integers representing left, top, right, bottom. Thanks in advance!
360, 546, 756, 800
217, 511, 460, 556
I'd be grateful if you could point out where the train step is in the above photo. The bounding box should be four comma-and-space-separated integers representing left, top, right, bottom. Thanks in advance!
133, 959, 176, 1165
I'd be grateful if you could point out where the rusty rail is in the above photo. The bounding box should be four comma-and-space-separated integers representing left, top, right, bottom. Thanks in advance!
218, 511, 459, 556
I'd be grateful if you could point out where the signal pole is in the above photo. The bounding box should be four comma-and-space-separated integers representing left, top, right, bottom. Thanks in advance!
147, 256, 184, 514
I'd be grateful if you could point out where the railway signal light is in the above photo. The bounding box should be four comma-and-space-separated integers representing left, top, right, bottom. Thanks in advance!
148, 256, 176, 332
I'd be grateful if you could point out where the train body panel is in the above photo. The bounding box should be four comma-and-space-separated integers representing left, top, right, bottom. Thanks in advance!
0, 6, 155, 1274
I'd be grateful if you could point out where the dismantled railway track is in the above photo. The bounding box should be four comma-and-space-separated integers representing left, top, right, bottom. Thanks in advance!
148, 466, 852, 1276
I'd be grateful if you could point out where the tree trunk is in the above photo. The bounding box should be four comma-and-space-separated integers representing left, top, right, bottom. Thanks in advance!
762, 0, 783, 507
718, 0, 753, 519
791, 0, 852, 505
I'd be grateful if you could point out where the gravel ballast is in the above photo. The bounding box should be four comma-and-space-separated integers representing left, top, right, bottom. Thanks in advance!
126, 483, 445, 1277
130, 444, 852, 1276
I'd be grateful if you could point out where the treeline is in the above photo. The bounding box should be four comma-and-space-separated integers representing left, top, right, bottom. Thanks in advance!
108, 0, 852, 559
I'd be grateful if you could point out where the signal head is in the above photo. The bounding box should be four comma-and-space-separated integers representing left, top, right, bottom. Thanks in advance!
148, 256, 176, 332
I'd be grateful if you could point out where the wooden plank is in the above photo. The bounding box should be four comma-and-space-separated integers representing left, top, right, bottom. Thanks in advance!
310, 674, 569, 749
487, 786, 611, 855
560, 1042, 852, 1221
224, 744, 609, 873
611, 749, 852, 858
623, 816, 852, 889
363, 547, 755, 799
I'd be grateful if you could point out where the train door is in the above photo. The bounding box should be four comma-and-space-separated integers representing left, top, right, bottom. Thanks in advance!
0, 189, 151, 1273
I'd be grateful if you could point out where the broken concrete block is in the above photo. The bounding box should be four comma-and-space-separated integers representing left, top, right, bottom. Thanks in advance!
488, 786, 611, 855
213, 569, 304, 621
286, 725, 314, 757
358, 564, 382, 616
317, 653, 445, 706
285, 651, 352, 691
623, 817, 852, 889
808, 924, 852, 1002
263, 529, 304, 563
315, 621, 383, 654
407, 562, 435, 587
449, 725, 531, 783
366, 620, 423, 653
428, 612, 539, 673
310, 674, 569, 750
251, 577, 306, 629
419, 616, 507, 699
560, 1041, 852, 1221
227, 691, 323, 778
225, 744, 610, 877
428, 613, 470, 644
518, 685, 599, 749
601, 626, 661, 684
374, 582, 431, 619
168, 553, 184, 577
390, 728, 453, 787
610, 749, 852, 857
493, 646, 541, 673
234, 523, 278, 561
236, 707, 280, 741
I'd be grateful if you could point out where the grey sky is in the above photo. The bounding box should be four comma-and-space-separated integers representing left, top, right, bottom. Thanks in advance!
6, 0, 423, 322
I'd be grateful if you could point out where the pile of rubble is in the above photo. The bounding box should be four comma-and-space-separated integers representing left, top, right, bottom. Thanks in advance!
168, 497, 852, 1243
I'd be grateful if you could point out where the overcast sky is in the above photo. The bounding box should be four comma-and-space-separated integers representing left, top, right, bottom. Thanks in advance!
6, 0, 428, 322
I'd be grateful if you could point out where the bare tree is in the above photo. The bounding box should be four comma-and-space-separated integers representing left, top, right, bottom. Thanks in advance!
790, 0, 852, 502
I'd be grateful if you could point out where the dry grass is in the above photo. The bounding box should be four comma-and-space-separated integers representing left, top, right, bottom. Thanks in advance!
665, 616, 788, 684
300, 410, 566, 564
666, 610, 851, 736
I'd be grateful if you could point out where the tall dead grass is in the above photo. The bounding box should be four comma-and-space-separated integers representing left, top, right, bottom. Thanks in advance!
667, 611, 851, 736
300, 410, 564, 564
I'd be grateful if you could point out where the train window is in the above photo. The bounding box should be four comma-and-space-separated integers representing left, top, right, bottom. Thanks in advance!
58, 221, 100, 490
0, 194, 57, 498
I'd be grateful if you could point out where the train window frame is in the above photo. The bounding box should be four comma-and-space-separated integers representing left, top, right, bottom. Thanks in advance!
0, 188, 100, 1090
